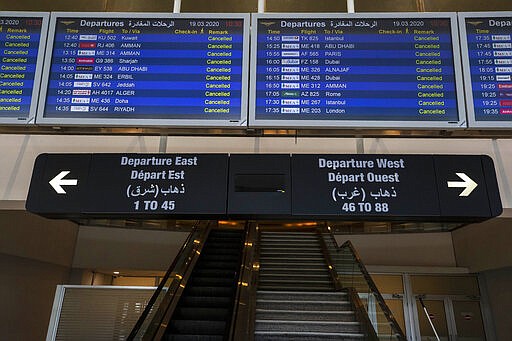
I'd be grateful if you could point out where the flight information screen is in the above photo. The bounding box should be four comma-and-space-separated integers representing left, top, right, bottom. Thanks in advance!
250, 14, 465, 128
0, 13, 48, 124
459, 13, 512, 128
38, 13, 249, 126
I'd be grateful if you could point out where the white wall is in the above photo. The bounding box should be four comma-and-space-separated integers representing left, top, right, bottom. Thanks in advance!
452, 218, 512, 272
0, 210, 78, 266
335, 232, 457, 267
0, 253, 70, 341
164, 136, 359, 154
0, 210, 77, 340
72, 225, 189, 271
480, 267, 512, 341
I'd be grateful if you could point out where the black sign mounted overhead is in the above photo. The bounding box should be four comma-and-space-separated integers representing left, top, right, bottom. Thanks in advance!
227, 154, 291, 217
291, 154, 502, 220
26, 153, 502, 222
27, 153, 91, 214
26, 153, 229, 218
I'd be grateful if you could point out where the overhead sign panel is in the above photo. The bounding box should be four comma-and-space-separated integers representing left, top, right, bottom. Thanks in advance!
249, 13, 466, 128
227, 154, 291, 216
433, 155, 500, 217
291, 154, 501, 220
459, 12, 512, 128
26, 153, 502, 222
36, 12, 249, 127
0, 12, 49, 124
26, 153, 229, 218
27, 154, 91, 214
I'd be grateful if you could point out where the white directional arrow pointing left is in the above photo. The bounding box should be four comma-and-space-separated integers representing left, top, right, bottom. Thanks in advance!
49, 171, 78, 194
447, 173, 478, 197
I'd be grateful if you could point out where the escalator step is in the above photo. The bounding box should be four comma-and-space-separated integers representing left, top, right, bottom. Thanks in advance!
255, 309, 356, 322
208, 231, 244, 239
188, 276, 236, 286
180, 296, 232, 307
207, 236, 243, 242
164, 229, 244, 341
209, 230, 243, 235
253, 332, 365, 341
201, 246, 242, 255
254, 320, 361, 333
192, 268, 238, 277
174, 307, 230, 321
165, 335, 224, 341
184, 286, 234, 297
206, 236, 243, 242
205, 242, 242, 247
195, 254, 241, 262
194, 261, 239, 270
169, 320, 226, 335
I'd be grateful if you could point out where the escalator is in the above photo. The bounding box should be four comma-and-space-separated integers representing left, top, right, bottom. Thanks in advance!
128, 222, 406, 341
165, 229, 244, 340
254, 231, 365, 340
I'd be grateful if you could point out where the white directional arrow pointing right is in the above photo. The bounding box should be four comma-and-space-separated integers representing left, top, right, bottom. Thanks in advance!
49, 171, 78, 194
447, 173, 478, 197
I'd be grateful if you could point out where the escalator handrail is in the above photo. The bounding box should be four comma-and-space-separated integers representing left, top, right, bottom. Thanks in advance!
320, 228, 406, 340
127, 222, 208, 340
341, 240, 405, 339
316, 229, 343, 291
347, 287, 379, 341
228, 222, 257, 341
149, 225, 210, 341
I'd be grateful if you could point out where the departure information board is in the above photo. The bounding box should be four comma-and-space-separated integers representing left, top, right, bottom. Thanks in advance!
459, 13, 512, 128
0, 12, 48, 124
249, 13, 465, 128
37, 13, 249, 127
